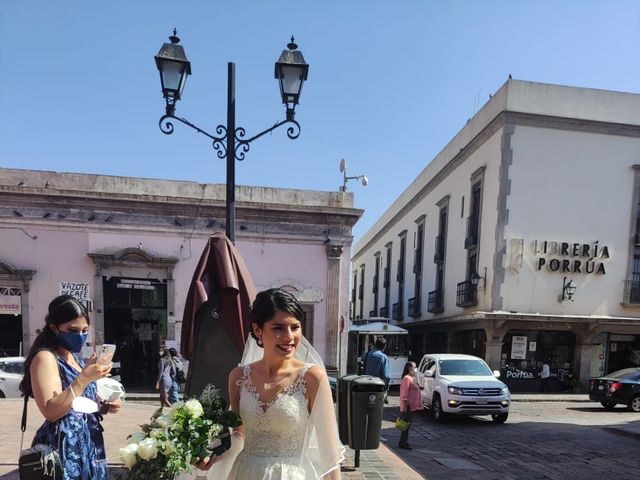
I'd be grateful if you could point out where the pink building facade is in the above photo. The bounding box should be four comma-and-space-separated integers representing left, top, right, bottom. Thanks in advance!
0, 168, 361, 386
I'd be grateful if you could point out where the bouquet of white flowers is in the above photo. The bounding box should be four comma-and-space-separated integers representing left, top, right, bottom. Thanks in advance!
117, 384, 242, 480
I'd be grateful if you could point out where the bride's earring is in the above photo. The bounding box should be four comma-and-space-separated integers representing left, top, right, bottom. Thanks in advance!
257, 337, 263, 347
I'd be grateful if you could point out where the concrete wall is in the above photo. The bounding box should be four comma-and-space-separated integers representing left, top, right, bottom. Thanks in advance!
500, 125, 640, 317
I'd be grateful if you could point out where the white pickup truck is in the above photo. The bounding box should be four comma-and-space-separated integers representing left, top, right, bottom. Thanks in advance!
415, 353, 511, 423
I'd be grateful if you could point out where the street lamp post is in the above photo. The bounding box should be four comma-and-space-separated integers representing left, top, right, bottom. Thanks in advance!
155, 31, 309, 243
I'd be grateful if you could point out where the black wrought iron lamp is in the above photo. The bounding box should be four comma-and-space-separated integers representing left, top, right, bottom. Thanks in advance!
275, 37, 309, 121
155, 29, 191, 117
155, 31, 309, 243
562, 277, 577, 301
470, 268, 487, 290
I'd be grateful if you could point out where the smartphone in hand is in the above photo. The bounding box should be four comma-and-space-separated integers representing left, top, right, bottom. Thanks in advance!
97, 344, 116, 365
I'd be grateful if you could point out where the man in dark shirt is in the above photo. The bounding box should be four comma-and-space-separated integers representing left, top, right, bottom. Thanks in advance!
364, 337, 391, 403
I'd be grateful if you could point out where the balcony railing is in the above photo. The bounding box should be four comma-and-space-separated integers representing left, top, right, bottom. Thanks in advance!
392, 302, 403, 321
434, 235, 445, 263
380, 306, 389, 318
456, 280, 478, 307
427, 289, 444, 313
623, 280, 640, 305
465, 216, 479, 249
408, 297, 421, 317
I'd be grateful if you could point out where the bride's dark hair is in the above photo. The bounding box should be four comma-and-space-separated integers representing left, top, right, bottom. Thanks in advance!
249, 288, 304, 343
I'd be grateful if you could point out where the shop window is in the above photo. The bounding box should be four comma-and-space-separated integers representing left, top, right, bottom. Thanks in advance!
607, 334, 640, 373
500, 330, 576, 393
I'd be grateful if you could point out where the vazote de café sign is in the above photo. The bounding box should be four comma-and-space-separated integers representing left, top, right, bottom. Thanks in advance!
531, 240, 609, 275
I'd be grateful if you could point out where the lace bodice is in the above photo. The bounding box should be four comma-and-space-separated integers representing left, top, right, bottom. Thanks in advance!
237, 363, 311, 458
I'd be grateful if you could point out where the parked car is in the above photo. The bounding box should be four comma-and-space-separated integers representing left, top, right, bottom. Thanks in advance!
0, 356, 25, 398
415, 353, 511, 423
589, 367, 640, 412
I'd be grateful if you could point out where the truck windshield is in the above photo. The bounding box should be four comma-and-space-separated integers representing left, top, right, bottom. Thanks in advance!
439, 359, 492, 376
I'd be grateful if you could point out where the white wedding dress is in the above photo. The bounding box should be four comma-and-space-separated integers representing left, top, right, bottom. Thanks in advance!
226, 363, 315, 479
197, 336, 344, 480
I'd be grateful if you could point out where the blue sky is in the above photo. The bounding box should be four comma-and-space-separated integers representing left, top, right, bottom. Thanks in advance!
1, 0, 639, 241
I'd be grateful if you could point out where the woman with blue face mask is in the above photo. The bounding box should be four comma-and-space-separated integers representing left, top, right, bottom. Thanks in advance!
19, 295, 119, 479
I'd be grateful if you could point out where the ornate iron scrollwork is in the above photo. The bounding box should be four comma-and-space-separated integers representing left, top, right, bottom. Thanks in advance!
157, 114, 301, 162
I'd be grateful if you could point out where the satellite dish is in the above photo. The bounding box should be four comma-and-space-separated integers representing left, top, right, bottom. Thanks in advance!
339, 158, 346, 173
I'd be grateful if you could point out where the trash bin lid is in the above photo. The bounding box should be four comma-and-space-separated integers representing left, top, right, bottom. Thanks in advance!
351, 375, 386, 391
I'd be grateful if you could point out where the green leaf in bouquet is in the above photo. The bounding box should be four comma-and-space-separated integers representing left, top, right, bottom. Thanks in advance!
219, 410, 242, 428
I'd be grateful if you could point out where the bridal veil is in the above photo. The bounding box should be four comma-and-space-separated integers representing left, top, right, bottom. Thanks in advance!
206, 335, 344, 479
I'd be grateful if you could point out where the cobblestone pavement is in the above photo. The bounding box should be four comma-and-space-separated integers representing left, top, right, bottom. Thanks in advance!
0, 398, 423, 480
380, 396, 640, 480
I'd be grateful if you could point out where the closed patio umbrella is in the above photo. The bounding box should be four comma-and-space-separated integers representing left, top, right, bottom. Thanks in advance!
181, 233, 256, 399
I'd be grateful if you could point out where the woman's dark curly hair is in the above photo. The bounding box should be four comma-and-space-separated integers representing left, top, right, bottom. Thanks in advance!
19, 295, 89, 397
249, 288, 304, 345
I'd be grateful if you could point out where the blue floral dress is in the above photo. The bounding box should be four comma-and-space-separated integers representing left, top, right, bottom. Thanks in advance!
32, 354, 107, 480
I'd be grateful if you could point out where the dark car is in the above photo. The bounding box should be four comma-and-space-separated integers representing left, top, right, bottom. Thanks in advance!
589, 367, 640, 411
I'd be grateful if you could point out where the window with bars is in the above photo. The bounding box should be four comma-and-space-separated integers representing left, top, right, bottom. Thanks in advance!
0, 287, 22, 296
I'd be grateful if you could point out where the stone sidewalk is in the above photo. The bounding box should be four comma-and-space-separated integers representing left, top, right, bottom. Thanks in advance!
0, 398, 424, 480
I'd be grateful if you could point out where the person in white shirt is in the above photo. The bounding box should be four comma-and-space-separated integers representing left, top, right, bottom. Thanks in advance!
540, 360, 551, 392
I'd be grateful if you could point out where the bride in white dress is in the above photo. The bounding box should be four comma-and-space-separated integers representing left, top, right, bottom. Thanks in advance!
200, 288, 344, 480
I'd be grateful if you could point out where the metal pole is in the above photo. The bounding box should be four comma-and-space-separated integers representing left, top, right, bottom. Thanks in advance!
226, 62, 236, 243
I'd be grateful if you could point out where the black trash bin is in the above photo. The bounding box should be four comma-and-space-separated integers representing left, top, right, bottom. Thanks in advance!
347, 375, 385, 450
337, 374, 359, 444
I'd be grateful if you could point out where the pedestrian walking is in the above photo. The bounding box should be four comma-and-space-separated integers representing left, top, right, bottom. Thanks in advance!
540, 359, 551, 392
363, 337, 391, 403
398, 361, 422, 450
156, 349, 176, 407
168, 347, 183, 404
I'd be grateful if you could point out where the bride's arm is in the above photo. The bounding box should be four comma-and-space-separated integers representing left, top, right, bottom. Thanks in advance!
227, 366, 245, 439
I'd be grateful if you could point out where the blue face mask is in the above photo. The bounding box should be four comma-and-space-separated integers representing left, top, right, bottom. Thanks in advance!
56, 331, 88, 353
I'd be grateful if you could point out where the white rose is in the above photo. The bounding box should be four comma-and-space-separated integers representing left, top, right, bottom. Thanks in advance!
161, 439, 176, 455
127, 432, 146, 445
155, 415, 175, 428
137, 437, 159, 461
119, 443, 139, 469
184, 399, 204, 418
